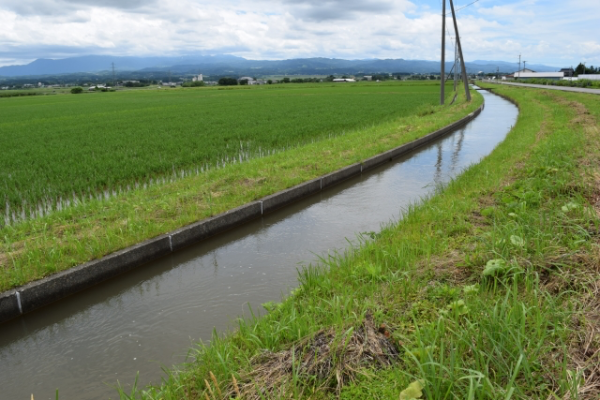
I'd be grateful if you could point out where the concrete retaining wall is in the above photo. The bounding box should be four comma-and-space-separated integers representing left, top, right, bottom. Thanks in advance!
0, 102, 484, 324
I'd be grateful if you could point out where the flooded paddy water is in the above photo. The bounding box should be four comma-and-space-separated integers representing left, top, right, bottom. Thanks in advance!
0, 89, 518, 400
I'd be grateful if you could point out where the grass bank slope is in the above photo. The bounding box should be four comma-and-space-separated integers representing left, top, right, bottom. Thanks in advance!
0, 85, 480, 292
117, 85, 600, 399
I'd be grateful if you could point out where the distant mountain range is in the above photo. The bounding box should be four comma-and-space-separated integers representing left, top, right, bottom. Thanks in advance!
0, 54, 561, 78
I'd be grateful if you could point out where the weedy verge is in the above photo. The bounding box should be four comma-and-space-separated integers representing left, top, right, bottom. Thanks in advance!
112, 85, 600, 399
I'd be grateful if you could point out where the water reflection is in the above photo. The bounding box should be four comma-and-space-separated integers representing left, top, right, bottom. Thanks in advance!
0, 90, 518, 400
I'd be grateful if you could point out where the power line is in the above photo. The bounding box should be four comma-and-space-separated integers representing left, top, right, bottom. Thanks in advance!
443, 0, 481, 15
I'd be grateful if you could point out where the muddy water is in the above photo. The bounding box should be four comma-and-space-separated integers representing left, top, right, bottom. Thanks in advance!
0, 89, 517, 400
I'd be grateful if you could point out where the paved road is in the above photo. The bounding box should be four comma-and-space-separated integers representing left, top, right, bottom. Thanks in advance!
480, 80, 600, 95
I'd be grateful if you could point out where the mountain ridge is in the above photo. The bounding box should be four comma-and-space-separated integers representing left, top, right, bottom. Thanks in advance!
0, 54, 562, 78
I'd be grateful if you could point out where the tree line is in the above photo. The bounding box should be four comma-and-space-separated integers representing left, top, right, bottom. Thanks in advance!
575, 63, 599, 75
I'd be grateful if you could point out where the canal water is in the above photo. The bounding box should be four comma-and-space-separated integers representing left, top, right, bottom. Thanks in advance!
0, 89, 518, 400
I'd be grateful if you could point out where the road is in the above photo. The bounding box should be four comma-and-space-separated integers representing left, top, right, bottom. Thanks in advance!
480, 80, 600, 95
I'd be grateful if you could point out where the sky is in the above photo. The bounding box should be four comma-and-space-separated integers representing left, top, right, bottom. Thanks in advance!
0, 0, 599, 68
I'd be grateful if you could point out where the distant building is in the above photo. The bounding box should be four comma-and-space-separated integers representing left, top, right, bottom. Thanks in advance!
192, 74, 203, 82
89, 85, 108, 90
514, 71, 564, 80
577, 74, 600, 81
238, 77, 256, 85
333, 78, 356, 82
560, 68, 575, 77
363, 76, 373, 81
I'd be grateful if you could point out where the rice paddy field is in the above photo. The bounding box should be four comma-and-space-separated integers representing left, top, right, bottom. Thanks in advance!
0, 82, 440, 225
0, 81, 481, 291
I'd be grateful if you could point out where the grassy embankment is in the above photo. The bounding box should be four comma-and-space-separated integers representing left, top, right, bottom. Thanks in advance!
116, 85, 600, 399
521, 78, 600, 89
0, 83, 479, 292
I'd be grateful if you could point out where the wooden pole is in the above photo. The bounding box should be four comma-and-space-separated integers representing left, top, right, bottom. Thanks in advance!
449, 0, 471, 101
440, 0, 446, 105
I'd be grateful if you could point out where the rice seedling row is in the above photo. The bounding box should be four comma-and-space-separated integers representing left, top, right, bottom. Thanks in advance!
0, 82, 439, 225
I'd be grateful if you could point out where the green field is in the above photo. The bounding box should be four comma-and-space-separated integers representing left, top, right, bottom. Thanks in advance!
0, 82, 440, 224
114, 83, 600, 400
0, 81, 480, 291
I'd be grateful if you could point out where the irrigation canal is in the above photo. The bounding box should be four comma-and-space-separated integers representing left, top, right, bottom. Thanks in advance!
0, 88, 518, 400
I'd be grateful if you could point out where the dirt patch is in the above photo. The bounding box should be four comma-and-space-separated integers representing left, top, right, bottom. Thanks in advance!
0, 241, 25, 271
339, 150, 354, 159
0, 252, 9, 269
414, 251, 473, 286
239, 177, 267, 188
223, 312, 398, 399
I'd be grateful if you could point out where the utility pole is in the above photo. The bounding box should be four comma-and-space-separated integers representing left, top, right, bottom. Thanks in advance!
449, 0, 471, 101
454, 40, 458, 91
112, 62, 116, 86
440, 0, 446, 105
517, 54, 521, 80
523, 61, 527, 71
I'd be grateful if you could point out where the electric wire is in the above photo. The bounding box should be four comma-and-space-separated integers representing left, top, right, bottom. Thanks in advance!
443, 0, 481, 16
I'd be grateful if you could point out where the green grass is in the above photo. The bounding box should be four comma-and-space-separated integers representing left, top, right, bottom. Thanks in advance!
0, 90, 44, 98
0, 83, 480, 292
111, 84, 600, 399
520, 77, 600, 89
1, 81, 442, 221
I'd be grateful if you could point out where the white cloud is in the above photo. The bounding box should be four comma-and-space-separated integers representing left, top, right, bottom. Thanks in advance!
0, 0, 598, 68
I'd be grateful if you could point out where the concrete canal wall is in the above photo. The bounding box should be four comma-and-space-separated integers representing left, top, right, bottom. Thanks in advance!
0, 103, 484, 324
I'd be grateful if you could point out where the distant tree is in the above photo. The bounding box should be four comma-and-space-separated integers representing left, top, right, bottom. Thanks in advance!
239, 79, 249, 85
372, 74, 388, 81
218, 77, 238, 86
70, 87, 83, 94
575, 63, 586, 76
282, 77, 290, 83
267, 79, 273, 84
182, 81, 205, 87
325, 75, 335, 82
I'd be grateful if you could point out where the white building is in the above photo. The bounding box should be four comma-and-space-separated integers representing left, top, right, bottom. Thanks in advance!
578, 74, 600, 81
238, 77, 255, 85
333, 78, 356, 82
514, 71, 564, 80
192, 74, 203, 82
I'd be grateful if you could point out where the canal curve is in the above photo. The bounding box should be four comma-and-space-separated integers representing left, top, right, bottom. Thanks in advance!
0, 89, 518, 400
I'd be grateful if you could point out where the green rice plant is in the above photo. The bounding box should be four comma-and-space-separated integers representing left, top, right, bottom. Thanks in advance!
0, 81, 444, 224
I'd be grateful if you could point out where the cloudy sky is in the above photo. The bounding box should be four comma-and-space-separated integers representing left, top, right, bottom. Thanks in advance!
0, 0, 598, 68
